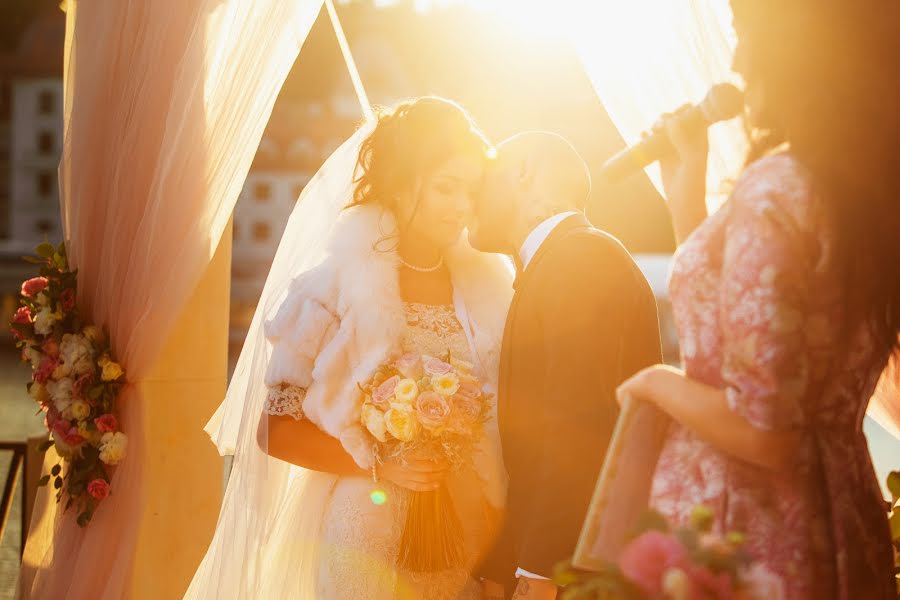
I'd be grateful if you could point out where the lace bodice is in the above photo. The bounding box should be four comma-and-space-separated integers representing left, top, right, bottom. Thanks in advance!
401, 302, 472, 362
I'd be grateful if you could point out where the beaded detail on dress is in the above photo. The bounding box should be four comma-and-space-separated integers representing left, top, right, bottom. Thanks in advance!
264, 384, 306, 420
402, 302, 472, 362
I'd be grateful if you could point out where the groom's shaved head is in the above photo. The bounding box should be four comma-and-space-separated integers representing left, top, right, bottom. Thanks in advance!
468, 130, 592, 254
496, 131, 591, 211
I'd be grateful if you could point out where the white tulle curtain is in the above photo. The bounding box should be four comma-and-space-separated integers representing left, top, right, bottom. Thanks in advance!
18, 1, 323, 597
571, 0, 746, 210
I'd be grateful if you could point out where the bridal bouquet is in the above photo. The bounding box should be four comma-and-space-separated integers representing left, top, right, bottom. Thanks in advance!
359, 351, 492, 571
9, 242, 127, 527
554, 507, 784, 600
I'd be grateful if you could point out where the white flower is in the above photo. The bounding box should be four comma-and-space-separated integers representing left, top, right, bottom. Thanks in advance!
35, 292, 51, 308
431, 373, 460, 397
33, 307, 60, 336
46, 378, 74, 413
99, 432, 128, 465
60, 333, 95, 377
23, 346, 43, 368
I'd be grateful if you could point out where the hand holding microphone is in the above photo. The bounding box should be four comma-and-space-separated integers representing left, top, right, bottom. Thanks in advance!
599, 83, 744, 184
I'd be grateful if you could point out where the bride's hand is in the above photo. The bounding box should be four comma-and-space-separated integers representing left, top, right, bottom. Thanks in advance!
379, 457, 447, 492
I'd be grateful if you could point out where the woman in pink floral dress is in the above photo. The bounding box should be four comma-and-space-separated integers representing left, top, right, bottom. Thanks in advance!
617, 1, 898, 598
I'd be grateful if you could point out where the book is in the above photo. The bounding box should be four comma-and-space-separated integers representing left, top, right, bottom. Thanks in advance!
572, 395, 672, 571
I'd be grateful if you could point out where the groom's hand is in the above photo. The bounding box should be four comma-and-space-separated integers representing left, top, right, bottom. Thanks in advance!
511, 577, 557, 600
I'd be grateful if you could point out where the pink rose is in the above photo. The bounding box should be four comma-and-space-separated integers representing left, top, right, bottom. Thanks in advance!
620, 531, 689, 596
452, 393, 484, 425
422, 356, 453, 376
371, 375, 400, 409
455, 381, 482, 401
10, 306, 32, 340
51, 419, 69, 438
34, 356, 59, 384
94, 413, 118, 433
394, 353, 423, 379
41, 338, 60, 359
88, 479, 110, 501
682, 564, 736, 600
44, 406, 61, 430
63, 428, 84, 447
60, 288, 76, 312
21, 277, 48, 298
415, 391, 451, 430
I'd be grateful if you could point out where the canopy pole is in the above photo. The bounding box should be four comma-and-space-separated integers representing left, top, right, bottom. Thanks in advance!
325, 0, 375, 122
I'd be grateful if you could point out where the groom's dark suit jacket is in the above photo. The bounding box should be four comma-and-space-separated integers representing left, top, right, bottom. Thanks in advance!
481, 214, 662, 589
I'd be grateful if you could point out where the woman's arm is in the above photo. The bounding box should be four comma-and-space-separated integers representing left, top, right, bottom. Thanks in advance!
617, 365, 801, 472
657, 107, 711, 244
260, 414, 366, 477
257, 412, 448, 490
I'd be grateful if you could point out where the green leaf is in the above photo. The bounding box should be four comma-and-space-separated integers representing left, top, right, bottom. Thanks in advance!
38, 475, 50, 487
887, 471, 900, 502
54, 476, 63, 489
51, 464, 61, 476
35, 242, 55, 259
889, 508, 900, 542
57, 241, 67, 257
21, 255, 46, 265
87, 385, 103, 401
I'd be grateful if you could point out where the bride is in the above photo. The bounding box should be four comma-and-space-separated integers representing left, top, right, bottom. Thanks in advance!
186, 97, 513, 599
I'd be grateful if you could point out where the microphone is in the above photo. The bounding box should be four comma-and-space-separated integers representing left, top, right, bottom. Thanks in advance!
600, 83, 744, 183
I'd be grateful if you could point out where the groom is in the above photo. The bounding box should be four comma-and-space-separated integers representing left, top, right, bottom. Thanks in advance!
469, 132, 662, 599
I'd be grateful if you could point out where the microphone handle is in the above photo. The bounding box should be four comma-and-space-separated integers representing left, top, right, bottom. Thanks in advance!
600, 107, 708, 184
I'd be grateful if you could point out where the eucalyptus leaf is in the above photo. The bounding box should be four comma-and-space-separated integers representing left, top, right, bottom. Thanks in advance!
38, 475, 50, 487
887, 471, 900, 502
35, 242, 55, 258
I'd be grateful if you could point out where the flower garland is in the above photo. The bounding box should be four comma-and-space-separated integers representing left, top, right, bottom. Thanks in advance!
554, 506, 784, 600
10, 242, 127, 527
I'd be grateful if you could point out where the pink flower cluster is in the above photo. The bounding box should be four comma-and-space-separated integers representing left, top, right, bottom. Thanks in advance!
10, 242, 126, 528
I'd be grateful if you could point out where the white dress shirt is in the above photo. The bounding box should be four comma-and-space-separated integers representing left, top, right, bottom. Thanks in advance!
518, 211, 581, 271
514, 211, 580, 583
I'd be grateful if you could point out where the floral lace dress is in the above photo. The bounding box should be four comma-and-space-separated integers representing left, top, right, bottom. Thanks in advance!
649, 155, 895, 599
266, 302, 488, 600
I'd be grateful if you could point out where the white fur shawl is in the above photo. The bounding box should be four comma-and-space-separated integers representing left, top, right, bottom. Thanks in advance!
263, 204, 513, 502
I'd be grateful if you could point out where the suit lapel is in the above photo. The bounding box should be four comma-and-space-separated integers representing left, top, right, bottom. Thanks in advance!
498, 213, 592, 421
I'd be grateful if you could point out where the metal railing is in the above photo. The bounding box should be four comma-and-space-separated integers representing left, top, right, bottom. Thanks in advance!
0, 441, 28, 557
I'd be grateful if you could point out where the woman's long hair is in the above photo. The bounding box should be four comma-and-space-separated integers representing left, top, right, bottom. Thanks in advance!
732, 0, 900, 358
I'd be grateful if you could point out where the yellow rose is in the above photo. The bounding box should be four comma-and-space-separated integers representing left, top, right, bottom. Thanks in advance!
29, 382, 49, 404
431, 373, 460, 397
82, 325, 105, 345
98, 355, 124, 382
71, 400, 91, 421
394, 378, 419, 405
384, 404, 418, 442
361, 403, 387, 443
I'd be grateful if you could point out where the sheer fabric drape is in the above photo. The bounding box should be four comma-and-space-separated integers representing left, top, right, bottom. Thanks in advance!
18, 1, 323, 597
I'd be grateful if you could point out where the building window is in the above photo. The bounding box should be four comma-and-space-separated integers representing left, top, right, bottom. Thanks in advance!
34, 219, 55, 235
253, 182, 271, 202
252, 222, 271, 242
36, 171, 55, 197
38, 131, 55, 156
38, 91, 55, 115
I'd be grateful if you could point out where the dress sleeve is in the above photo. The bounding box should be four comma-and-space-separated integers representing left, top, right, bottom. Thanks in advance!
718, 172, 815, 431
264, 384, 307, 420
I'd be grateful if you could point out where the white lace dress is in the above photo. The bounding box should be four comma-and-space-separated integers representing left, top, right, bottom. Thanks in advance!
265, 303, 488, 600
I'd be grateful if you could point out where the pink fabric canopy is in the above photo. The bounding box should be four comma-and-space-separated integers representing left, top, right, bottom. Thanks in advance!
18, 1, 322, 597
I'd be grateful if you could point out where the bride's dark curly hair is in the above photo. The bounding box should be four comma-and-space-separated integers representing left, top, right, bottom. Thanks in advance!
350, 96, 491, 222
731, 0, 900, 356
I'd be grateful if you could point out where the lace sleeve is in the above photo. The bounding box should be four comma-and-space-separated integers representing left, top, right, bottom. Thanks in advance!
264, 384, 306, 420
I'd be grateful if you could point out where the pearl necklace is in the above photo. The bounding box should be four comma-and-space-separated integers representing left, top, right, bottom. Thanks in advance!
399, 255, 444, 273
